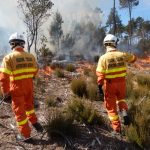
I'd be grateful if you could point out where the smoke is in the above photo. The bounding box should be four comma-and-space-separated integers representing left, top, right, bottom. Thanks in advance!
50, 0, 104, 58
0, 1, 25, 54
52, 0, 103, 33
0, 0, 107, 56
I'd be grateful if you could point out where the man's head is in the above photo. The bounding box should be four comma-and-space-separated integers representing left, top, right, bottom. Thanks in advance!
103, 34, 119, 48
9, 32, 25, 50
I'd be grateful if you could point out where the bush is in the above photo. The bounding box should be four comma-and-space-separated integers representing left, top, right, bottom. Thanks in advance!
54, 68, 65, 78
136, 74, 150, 89
84, 68, 91, 76
125, 72, 150, 148
45, 108, 78, 138
66, 64, 75, 72
50, 63, 63, 70
126, 72, 135, 99
65, 97, 104, 125
89, 65, 97, 84
87, 83, 99, 101
127, 99, 150, 149
45, 96, 57, 107
71, 78, 87, 97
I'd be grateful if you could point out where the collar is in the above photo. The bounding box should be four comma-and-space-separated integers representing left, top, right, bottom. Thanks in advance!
106, 46, 117, 52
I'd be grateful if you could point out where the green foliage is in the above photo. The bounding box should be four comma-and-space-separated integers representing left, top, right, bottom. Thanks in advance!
46, 108, 78, 138
66, 64, 75, 72
66, 97, 103, 125
54, 68, 65, 78
71, 78, 87, 97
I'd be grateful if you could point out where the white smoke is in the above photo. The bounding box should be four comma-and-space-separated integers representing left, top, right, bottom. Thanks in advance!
52, 0, 103, 33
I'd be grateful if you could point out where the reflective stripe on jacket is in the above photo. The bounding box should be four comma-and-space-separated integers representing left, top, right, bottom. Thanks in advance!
96, 47, 136, 85
0, 48, 38, 93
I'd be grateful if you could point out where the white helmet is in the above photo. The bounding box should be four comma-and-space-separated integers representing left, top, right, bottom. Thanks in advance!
103, 34, 119, 47
9, 32, 25, 49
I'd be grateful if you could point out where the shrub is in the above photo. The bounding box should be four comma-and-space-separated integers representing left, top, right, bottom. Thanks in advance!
89, 65, 97, 84
65, 97, 104, 125
126, 72, 135, 99
87, 83, 99, 101
125, 72, 150, 148
50, 63, 63, 70
45, 96, 57, 107
54, 68, 65, 78
66, 64, 75, 72
84, 68, 91, 76
71, 78, 87, 97
45, 108, 78, 138
136, 74, 150, 89
126, 98, 150, 148
34, 77, 46, 93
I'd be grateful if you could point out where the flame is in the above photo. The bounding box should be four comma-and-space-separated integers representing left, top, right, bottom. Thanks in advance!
134, 56, 150, 70
39, 66, 54, 76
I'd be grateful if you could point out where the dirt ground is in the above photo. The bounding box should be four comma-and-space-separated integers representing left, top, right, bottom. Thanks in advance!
0, 68, 143, 150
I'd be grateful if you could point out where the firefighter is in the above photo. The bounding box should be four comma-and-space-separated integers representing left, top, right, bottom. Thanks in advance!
0, 32, 43, 143
96, 34, 136, 135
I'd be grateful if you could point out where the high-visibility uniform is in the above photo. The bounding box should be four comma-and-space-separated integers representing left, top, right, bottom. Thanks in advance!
0, 47, 38, 138
96, 46, 136, 132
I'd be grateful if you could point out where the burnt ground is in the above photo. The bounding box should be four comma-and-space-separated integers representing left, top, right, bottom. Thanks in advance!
0, 71, 142, 150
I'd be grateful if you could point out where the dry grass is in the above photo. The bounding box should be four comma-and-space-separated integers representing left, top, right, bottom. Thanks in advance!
65, 97, 104, 125
45, 108, 78, 138
54, 68, 65, 78
86, 83, 99, 101
45, 95, 57, 107
125, 72, 150, 148
71, 78, 87, 97
66, 64, 75, 72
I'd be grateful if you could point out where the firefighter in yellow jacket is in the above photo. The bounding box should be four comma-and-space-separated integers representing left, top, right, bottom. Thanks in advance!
96, 34, 136, 134
0, 33, 43, 143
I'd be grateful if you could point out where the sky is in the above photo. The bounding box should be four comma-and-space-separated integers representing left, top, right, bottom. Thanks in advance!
0, 0, 149, 53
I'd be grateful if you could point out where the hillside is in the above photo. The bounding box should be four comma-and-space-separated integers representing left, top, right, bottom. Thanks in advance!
0, 59, 149, 150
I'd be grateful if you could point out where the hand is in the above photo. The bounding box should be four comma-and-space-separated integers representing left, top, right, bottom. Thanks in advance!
3, 93, 12, 104
98, 84, 104, 101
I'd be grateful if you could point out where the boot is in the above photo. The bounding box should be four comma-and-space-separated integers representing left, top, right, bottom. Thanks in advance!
123, 115, 131, 125
122, 110, 131, 125
32, 122, 43, 133
16, 134, 35, 144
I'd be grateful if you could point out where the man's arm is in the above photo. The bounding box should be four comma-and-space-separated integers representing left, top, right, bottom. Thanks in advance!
0, 56, 11, 96
124, 52, 137, 63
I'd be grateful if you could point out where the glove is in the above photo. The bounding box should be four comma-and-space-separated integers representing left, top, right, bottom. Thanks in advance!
98, 84, 104, 101
3, 93, 12, 104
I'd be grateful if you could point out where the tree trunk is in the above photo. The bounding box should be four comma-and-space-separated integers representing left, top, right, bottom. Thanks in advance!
127, 0, 132, 48
113, 0, 116, 35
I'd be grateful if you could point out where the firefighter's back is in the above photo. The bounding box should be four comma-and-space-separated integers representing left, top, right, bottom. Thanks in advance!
8, 51, 37, 97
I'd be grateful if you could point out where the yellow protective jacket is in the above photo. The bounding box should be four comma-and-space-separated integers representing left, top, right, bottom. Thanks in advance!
96, 47, 136, 85
0, 47, 38, 94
